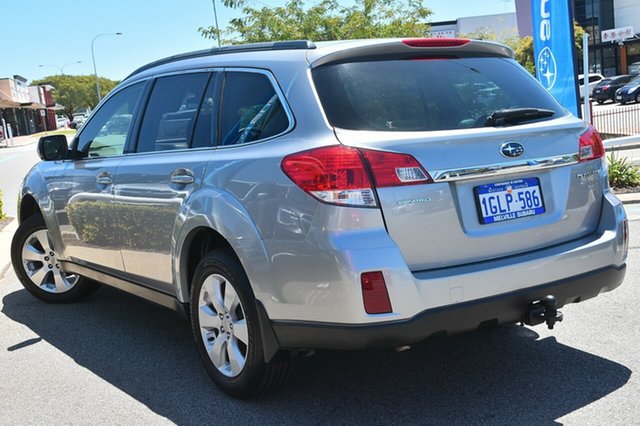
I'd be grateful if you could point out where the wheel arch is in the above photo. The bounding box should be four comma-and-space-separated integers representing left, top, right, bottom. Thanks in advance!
173, 197, 271, 305
19, 194, 42, 224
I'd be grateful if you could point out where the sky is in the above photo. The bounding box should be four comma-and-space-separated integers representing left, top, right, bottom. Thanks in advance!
0, 0, 515, 84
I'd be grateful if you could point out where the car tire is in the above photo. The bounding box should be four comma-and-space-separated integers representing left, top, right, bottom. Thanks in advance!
11, 215, 100, 303
636, 93, 640, 103
597, 100, 604, 104
190, 249, 290, 398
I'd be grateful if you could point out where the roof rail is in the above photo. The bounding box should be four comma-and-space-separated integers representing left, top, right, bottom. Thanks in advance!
125, 40, 316, 80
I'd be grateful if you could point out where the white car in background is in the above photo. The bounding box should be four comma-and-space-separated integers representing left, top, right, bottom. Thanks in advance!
56, 116, 69, 129
578, 73, 605, 100
70, 113, 87, 129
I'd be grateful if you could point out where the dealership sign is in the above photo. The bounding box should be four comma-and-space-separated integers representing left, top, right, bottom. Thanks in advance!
531, 0, 579, 116
601, 26, 635, 43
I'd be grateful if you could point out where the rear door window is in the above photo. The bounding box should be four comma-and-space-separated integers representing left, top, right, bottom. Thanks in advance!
312, 57, 565, 131
136, 73, 210, 153
219, 71, 290, 146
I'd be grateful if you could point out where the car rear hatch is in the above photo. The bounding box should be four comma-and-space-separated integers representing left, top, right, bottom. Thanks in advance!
309, 39, 605, 271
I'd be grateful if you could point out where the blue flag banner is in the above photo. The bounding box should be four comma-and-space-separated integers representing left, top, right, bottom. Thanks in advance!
531, 0, 579, 116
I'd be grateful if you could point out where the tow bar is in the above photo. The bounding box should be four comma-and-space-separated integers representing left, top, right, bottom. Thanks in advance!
523, 295, 564, 329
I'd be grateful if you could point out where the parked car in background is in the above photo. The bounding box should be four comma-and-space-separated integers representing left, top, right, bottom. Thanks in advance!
56, 115, 69, 129
628, 62, 640, 75
615, 75, 640, 104
578, 73, 605, 100
592, 75, 634, 104
70, 113, 87, 129
12, 38, 627, 398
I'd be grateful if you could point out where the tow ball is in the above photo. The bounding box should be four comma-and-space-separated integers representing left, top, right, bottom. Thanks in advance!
523, 295, 564, 329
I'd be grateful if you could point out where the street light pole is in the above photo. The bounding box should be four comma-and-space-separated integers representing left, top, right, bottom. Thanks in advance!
211, 0, 221, 47
60, 61, 82, 75
38, 61, 82, 75
91, 32, 122, 103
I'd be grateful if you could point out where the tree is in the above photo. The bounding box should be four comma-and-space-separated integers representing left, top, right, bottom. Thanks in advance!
199, 0, 432, 44
31, 75, 119, 118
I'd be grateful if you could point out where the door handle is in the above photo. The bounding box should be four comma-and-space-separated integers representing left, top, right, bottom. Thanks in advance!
170, 169, 195, 185
96, 173, 113, 186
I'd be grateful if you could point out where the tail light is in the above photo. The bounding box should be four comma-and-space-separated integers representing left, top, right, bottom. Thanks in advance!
361, 271, 392, 314
282, 145, 432, 207
578, 125, 605, 162
281, 145, 376, 206
360, 148, 432, 187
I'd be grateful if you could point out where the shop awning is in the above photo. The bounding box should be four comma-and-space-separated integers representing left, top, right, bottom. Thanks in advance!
19, 102, 47, 110
0, 99, 20, 108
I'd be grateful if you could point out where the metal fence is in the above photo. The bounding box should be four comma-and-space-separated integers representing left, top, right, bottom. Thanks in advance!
592, 103, 640, 138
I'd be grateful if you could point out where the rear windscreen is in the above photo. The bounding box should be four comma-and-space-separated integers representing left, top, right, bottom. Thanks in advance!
312, 57, 566, 131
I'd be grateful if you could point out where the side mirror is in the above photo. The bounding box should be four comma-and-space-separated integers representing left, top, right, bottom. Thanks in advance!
38, 135, 68, 161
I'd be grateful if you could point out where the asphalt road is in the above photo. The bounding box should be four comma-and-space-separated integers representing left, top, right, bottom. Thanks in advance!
0, 212, 638, 424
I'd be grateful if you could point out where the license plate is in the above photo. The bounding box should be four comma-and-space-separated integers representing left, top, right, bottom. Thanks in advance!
594, 89, 601, 94
474, 178, 545, 224
617, 95, 622, 100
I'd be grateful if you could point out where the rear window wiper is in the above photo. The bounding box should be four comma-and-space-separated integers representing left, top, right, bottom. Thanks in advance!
483, 108, 555, 127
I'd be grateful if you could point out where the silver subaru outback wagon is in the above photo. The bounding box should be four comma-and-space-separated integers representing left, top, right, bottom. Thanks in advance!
11, 38, 627, 397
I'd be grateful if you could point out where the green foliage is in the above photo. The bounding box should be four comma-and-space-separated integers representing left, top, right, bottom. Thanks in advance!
0, 190, 5, 220
31, 75, 119, 118
514, 36, 535, 74
199, 0, 432, 44
66, 202, 175, 250
608, 151, 640, 188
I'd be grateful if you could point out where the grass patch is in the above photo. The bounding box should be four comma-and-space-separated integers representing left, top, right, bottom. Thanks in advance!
30, 129, 77, 138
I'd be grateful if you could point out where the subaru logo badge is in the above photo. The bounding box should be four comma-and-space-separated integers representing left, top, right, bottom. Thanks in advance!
536, 46, 557, 91
501, 142, 525, 158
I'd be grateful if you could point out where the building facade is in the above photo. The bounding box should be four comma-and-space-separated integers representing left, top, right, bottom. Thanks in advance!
614, 0, 640, 73
0, 76, 56, 138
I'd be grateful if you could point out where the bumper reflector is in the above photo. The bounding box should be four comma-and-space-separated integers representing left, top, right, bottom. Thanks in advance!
361, 271, 392, 314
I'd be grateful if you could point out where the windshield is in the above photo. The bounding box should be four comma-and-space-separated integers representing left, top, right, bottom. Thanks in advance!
312, 57, 567, 132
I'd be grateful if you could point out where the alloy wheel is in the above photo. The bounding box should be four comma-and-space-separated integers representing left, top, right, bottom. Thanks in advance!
197, 273, 249, 377
21, 229, 78, 293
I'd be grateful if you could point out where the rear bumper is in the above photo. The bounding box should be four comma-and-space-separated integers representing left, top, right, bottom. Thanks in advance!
272, 264, 626, 350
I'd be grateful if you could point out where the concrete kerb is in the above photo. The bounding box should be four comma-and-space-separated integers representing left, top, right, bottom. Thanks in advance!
0, 218, 18, 279
603, 135, 640, 152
